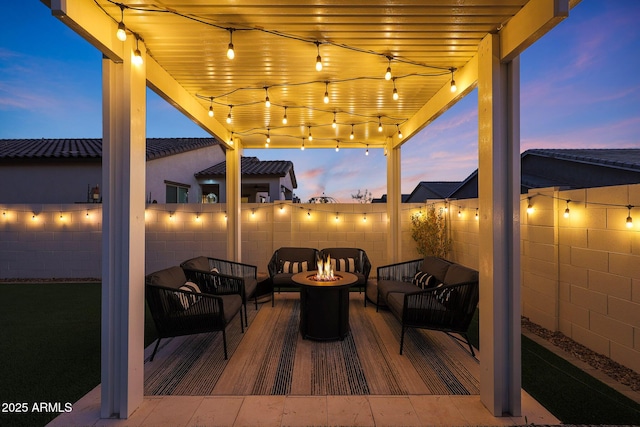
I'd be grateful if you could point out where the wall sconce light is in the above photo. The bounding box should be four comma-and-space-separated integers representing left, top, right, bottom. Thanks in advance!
475, 208, 479, 220
564, 200, 571, 218
363, 213, 367, 222
526, 197, 534, 214
195, 213, 201, 222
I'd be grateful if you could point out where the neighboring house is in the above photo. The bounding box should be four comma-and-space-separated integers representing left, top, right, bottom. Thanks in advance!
0, 138, 297, 204
195, 156, 297, 203
374, 148, 640, 203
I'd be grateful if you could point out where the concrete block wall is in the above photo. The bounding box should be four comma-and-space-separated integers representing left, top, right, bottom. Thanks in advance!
521, 184, 640, 373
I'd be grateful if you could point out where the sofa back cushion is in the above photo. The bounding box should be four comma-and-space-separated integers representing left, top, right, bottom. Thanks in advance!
181, 256, 210, 272
443, 264, 479, 285
322, 248, 361, 272
276, 247, 318, 267
147, 266, 187, 290
420, 257, 451, 283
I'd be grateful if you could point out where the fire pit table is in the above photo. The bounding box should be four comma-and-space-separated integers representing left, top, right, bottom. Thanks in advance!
292, 270, 357, 340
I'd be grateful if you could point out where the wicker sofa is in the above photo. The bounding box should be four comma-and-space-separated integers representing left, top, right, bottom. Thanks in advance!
376, 256, 479, 355
145, 265, 244, 360
268, 247, 320, 292
320, 247, 371, 291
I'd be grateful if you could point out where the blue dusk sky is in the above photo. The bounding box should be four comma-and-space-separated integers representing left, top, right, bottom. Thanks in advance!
1, 1, 639, 202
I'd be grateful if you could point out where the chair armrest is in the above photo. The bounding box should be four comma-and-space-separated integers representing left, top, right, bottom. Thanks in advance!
360, 250, 372, 281
268, 251, 279, 278
403, 281, 479, 329
207, 257, 257, 279
377, 258, 423, 281
182, 268, 245, 298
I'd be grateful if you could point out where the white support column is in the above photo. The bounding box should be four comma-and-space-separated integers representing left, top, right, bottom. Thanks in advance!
100, 39, 146, 418
226, 140, 242, 261
386, 138, 402, 263
477, 33, 522, 416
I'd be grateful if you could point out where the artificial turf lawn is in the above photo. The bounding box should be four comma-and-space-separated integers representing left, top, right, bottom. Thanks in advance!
1, 283, 639, 426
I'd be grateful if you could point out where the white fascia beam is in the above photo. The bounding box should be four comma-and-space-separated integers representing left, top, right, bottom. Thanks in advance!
48, 0, 124, 63
393, 55, 478, 149
146, 58, 232, 149
500, 0, 569, 62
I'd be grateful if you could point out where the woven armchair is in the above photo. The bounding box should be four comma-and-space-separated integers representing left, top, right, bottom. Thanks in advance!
391, 281, 479, 355
368, 258, 423, 308
181, 256, 257, 327
145, 266, 243, 360
320, 247, 372, 292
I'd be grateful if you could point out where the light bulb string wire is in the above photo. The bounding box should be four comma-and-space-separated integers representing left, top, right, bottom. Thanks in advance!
100, 0, 456, 74
526, 192, 636, 211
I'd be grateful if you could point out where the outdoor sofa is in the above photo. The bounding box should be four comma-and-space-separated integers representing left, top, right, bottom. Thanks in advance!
375, 256, 479, 355
145, 265, 243, 360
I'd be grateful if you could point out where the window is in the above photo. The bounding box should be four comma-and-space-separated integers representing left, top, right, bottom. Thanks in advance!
165, 181, 190, 203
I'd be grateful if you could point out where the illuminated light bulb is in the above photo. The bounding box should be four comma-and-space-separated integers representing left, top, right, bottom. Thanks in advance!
227, 29, 235, 59
564, 200, 571, 218
526, 197, 534, 214
307, 209, 311, 217
251, 208, 256, 217
378, 117, 383, 132
117, 22, 127, 42
335, 141, 340, 152
282, 107, 288, 124
626, 205, 634, 228
315, 41, 323, 71
195, 213, 201, 222
280, 205, 285, 212
458, 209, 462, 218
332, 112, 337, 129
226, 106, 232, 123
169, 212, 174, 221
224, 212, 228, 220
264, 87, 270, 108
393, 87, 398, 101
86, 210, 90, 218
363, 213, 367, 222
208, 105, 214, 117
116, 5, 127, 41
350, 124, 355, 140
475, 208, 479, 220
323, 82, 329, 104
301, 138, 305, 150
335, 213, 339, 221
132, 48, 143, 66
397, 124, 403, 139
308, 126, 313, 142
384, 56, 392, 80
365, 145, 369, 156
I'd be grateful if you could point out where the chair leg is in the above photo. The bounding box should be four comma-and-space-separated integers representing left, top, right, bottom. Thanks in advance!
462, 333, 475, 357
222, 329, 228, 360
150, 338, 161, 362
244, 300, 248, 327
400, 325, 405, 355
240, 310, 244, 333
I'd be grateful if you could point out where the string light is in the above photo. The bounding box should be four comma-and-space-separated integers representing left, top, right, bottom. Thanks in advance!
265, 128, 270, 147
332, 112, 337, 129
526, 197, 534, 214
475, 208, 479, 220
116, 4, 127, 42
226, 28, 235, 59
227, 105, 232, 123
363, 212, 367, 222
564, 200, 571, 218
307, 209, 311, 217
308, 126, 313, 141
301, 137, 305, 150
350, 124, 355, 140
195, 213, 201, 222
378, 117, 383, 132
208, 97, 214, 117
365, 144, 369, 156
132, 36, 143, 66
323, 81, 330, 104
392, 77, 399, 101
396, 124, 403, 139
384, 56, 392, 80
251, 208, 256, 217
335, 213, 339, 221
282, 106, 288, 124
315, 41, 323, 71
626, 205, 634, 228
264, 87, 270, 108
335, 140, 340, 152
450, 67, 457, 92
458, 208, 462, 218
229, 132, 234, 145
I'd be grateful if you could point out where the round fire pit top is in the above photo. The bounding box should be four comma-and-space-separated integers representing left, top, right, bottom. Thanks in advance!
292, 271, 357, 288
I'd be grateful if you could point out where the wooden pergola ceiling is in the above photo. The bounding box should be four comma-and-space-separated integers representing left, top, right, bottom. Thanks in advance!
96, 1, 533, 149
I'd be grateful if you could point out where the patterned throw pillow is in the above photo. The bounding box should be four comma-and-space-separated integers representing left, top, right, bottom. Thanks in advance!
412, 271, 434, 289
175, 281, 201, 310
280, 260, 308, 273
433, 282, 457, 307
210, 267, 220, 289
331, 257, 356, 272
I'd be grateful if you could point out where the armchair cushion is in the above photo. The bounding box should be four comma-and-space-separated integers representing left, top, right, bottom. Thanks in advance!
181, 256, 211, 272
147, 265, 188, 290
420, 257, 452, 283
377, 279, 420, 302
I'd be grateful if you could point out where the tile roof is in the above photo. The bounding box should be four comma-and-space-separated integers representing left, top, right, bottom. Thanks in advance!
196, 156, 297, 187
526, 148, 640, 172
0, 138, 220, 161
405, 181, 462, 203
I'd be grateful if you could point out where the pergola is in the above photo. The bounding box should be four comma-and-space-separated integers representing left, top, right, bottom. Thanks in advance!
45, 0, 575, 420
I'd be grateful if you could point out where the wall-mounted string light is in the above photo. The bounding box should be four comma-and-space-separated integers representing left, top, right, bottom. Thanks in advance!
308, 126, 313, 141
315, 41, 323, 71
626, 205, 634, 228
264, 87, 270, 108
365, 144, 369, 156
282, 106, 288, 124
564, 200, 571, 218
116, 4, 127, 41
332, 112, 337, 129
265, 128, 270, 147
475, 208, 479, 220
226, 28, 235, 59
300, 137, 305, 150
335, 140, 340, 152
526, 197, 534, 214
378, 117, 383, 132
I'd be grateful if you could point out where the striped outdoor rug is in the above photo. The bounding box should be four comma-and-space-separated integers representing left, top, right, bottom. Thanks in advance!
144, 294, 480, 396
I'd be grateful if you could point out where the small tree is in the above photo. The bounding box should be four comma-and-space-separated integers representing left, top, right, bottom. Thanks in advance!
410, 205, 450, 258
351, 189, 372, 204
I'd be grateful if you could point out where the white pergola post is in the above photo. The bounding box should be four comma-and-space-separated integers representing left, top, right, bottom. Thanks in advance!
386, 138, 402, 263
226, 139, 242, 261
477, 33, 522, 416
100, 41, 147, 418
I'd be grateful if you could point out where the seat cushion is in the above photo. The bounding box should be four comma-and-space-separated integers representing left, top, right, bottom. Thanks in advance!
272, 272, 295, 287
181, 256, 210, 272
219, 294, 243, 323
244, 277, 258, 299
420, 257, 451, 283
147, 266, 187, 290
377, 279, 419, 303
386, 292, 405, 319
